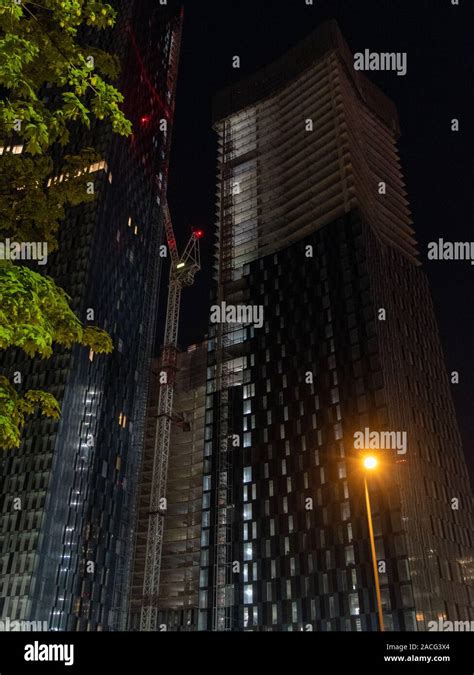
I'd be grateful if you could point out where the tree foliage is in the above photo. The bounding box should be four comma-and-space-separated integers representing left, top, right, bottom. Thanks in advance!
0, 262, 113, 357
0, 0, 130, 449
0, 375, 60, 449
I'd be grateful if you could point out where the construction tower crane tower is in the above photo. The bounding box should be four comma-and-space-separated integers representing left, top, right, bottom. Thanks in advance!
140, 203, 202, 631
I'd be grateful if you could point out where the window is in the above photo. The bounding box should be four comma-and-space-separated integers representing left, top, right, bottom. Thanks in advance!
243, 504, 252, 521
272, 605, 278, 624
243, 467, 252, 483
347, 523, 353, 542
341, 502, 350, 521
345, 545, 355, 566
244, 585, 253, 604
266, 582, 272, 601
349, 593, 360, 616
400, 584, 414, 608
398, 559, 411, 582
243, 383, 255, 399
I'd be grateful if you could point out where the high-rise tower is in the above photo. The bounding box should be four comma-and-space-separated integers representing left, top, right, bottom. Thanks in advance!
199, 20, 473, 631
0, 1, 182, 631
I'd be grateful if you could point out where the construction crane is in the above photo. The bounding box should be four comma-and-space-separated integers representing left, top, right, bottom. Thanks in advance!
140, 203, 202, 631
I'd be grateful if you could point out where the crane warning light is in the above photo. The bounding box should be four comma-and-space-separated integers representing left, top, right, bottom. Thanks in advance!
193, 229, 204, 239
140, 114, 152, 125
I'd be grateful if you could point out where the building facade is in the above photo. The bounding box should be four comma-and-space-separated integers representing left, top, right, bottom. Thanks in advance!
0, 1, 182, 631
199, 20, 473, 631
129, 342, 207, 631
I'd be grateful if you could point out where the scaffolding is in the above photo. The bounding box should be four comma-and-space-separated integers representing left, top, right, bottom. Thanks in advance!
213, 121, 236, 631
140, 203, 201, 631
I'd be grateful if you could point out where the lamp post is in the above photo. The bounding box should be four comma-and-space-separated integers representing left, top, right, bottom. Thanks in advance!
363, 456, 385, 632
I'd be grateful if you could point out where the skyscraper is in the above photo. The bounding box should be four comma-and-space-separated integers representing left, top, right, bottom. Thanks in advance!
199, 20, 473, 631
0, 1, 182, 631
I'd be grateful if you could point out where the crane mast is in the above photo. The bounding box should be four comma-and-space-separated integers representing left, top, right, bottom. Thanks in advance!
140, 203, 201, 631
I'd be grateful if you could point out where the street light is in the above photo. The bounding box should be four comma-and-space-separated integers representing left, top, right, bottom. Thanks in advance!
363, 455, 385, 632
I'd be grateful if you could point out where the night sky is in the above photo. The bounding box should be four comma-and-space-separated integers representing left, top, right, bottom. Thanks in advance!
165, 0, 472, 476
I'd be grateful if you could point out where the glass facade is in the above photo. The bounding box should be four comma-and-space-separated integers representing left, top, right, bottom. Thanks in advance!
0, 1, 183, 631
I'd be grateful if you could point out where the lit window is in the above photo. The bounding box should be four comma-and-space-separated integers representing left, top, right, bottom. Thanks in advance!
345, 545, 355, 566
243, 383, 255, 399
349, 593, 360, 616
244, 585, 253, 604
243, 504, 252, 521
243, 467, 251, 483
347, 523, 353, 542
341, 502, 350, 521
351, 569, 357, 590
272, 605, 277, 624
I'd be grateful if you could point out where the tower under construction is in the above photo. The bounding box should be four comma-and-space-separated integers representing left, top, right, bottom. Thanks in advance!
198, 20, 473, 631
